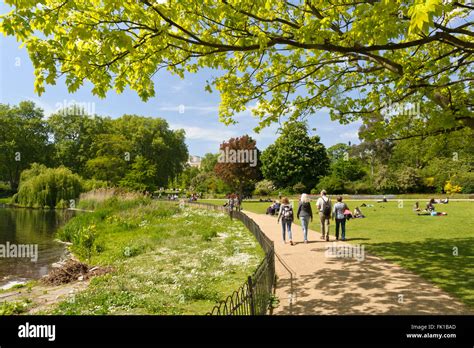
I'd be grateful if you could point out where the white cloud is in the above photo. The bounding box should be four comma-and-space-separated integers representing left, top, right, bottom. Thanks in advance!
339, 130, 360, 141
159, 103, 260, 119
169, 123, 237, 142
170, 81, 193, 93
158, 104, 219, 115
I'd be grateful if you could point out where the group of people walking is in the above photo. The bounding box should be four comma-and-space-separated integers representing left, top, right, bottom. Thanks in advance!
276, 190, 351, 245
224, 193, 242, 212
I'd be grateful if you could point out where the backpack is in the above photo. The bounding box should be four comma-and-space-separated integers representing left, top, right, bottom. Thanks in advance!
322, 198, 331, 217
282, 205, 293, 221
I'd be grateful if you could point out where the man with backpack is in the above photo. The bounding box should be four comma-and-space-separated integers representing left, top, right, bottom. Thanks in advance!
277, 197, 294, 245
316, 190, 331, 241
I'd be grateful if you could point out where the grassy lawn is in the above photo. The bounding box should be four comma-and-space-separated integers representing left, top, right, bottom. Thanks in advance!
43, 197, 264, 315
201, 198, 474, 309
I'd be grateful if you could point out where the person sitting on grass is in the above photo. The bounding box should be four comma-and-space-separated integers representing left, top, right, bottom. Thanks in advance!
266, 200, 276, 215
265, 202, 273, 215
426, 198, 436, 212
353, 206, 365, 218
377, 195, 388, 203
344, 208, 353, 220
277, 197, 294, 245
440, 197, 449, 204
266, 200, 281, 216
413, 202, 421, 212
274, 201, 281, 213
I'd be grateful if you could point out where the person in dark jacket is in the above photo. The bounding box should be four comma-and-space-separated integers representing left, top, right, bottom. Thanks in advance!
297, 193, 313, 243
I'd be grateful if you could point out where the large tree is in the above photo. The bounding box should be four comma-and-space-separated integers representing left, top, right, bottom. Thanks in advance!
0, 101, 52, 190
327, 143, 351, 163
1, 1, 472, 140
0, 101, 188, 192
48, 112, 111, 175
112, 115, 188, 187
200, 153, 219, 173
260, 122, 329, 190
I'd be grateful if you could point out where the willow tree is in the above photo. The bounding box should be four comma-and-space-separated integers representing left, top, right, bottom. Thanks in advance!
1, 0, 472, 140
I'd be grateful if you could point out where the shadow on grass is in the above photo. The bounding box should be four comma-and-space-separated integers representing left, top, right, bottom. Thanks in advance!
367, 237, 474, 310
343, 237, 371, 241
275, 238, 473, 315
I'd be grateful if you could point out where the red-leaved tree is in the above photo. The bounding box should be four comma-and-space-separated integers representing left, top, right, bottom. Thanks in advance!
214, 135, 262, 196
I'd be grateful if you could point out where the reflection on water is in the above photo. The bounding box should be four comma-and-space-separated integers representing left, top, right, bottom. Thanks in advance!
0, 207, 75, 288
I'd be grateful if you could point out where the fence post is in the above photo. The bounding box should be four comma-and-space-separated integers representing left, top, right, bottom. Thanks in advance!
247, 276, 256, 315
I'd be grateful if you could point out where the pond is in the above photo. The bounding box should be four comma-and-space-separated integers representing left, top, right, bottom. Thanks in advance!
0, 206, 75, 289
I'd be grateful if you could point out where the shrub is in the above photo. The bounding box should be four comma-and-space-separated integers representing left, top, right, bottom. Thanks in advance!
444, 181, 462, 194
373, 165, 398, 193
292, 182, 306, 194
13, 164, 83, 208
315, 175, 345, 194
0, 182, 14, 198
83, 179, 109, 192
253, 180, 275, 196
80, 225, 97, 261
395, 167, 422, 193
351, 180, 374, 194
450, 172, 474, 194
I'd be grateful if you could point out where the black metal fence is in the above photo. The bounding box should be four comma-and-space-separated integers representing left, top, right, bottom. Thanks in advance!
186, 202, 275, 315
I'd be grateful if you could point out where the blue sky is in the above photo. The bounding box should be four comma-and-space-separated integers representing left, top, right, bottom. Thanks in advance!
0, 5, 361, 156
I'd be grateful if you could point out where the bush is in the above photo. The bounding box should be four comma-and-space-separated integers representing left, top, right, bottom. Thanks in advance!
0, 182, 14, 198
13, 164, 83, 208
350, 180, 374, 194
373, 165, 398, 193
395, 167, 422, 193
190, 172, 229, 194
292, 182, 306, 194
315, 175, 345, 194
79, 224, 97, 261
253, 180, 275, 196
83, 179, 109, 192
450, 172, 474, 193
273, 187, 293, 198
57, 211, 101, 244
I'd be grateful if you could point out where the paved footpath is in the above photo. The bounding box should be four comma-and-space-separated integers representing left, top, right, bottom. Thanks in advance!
243, 210, 471, 315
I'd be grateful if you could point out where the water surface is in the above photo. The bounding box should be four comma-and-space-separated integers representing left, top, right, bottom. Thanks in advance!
0, 206, 75, 289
